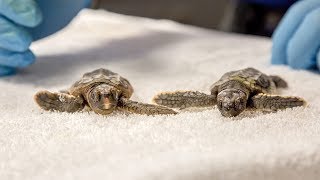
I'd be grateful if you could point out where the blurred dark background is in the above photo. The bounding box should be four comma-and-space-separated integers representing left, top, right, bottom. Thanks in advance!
91, 0, 295, 37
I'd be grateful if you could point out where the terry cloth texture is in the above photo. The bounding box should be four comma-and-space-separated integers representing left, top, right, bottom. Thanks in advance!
0, 9, 320, 180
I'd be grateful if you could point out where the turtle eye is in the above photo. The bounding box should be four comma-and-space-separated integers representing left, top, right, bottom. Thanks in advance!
97, 93, 102, 101
112, 91, 119, 100
91, 91, 101, 102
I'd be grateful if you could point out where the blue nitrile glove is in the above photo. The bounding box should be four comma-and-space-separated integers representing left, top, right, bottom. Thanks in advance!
0, 0, 42, 76
0, 0, 91, 76
271, 0, 320, 71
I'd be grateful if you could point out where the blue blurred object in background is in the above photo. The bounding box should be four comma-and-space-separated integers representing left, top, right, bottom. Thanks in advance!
30, 0, 92, 40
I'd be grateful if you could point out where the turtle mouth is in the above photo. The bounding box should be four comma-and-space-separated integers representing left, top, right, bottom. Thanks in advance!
219, 106, 243, 117
97, 98, 118, 113
102, 104, 115, 109
95, 103, 117, 115
91, 97, 118, 115
100, 97, 117, 109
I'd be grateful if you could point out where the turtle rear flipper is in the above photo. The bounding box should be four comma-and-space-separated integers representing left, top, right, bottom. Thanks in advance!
152, 91, 216, 109
34, 90, 85, 113
118, 98, 177, 115
250, 93, 306, 111
269, 75, 288, 88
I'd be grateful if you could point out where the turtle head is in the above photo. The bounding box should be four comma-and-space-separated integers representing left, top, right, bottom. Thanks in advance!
87, 84, 120, 115
217, 89, 247, 117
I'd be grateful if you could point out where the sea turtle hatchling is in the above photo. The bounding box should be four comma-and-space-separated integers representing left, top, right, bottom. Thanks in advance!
153, 67, 306, 117
34, 68, 177, 115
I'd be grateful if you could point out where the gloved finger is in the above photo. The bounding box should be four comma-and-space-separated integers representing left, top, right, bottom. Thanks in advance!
0, 0, 42, 27
287, 8, 320, 69
271, 0, 320, 65
0, 49, 35, 68
0, 16, 32, 52
0, 66, 15, 76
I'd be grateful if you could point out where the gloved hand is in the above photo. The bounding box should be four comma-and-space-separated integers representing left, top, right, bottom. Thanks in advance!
0, 0, 91, 76
0, 0, 42, 76
271, 0, 320, 71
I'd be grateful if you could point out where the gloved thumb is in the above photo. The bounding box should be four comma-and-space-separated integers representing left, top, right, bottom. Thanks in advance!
0, 0, 42, 27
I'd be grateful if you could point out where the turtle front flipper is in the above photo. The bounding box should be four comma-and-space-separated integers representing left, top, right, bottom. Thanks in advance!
250, 93, 306, 111
152, 91, 216, 109
118, 98, 177, 115
269, 75, 288, 88
34, 90, 85, 113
